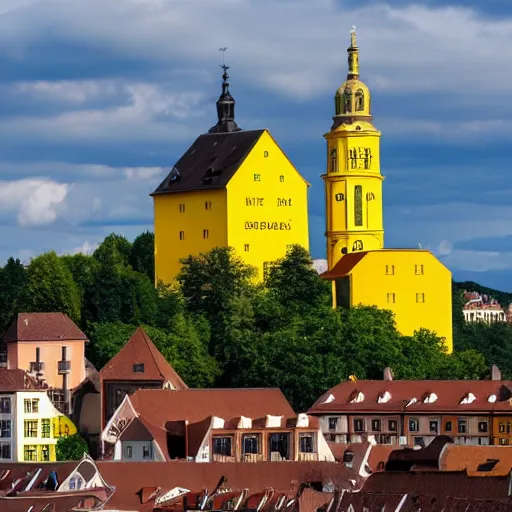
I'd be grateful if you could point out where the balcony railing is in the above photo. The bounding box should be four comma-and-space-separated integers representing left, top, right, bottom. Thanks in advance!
212, 453, 236, 463
58, 360, 71, 374
29, 362, 44, 373
298, 452, 318, 462
242, 453, 264, 463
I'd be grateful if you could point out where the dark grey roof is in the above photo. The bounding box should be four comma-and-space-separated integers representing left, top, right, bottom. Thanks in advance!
151, 130, 265, 195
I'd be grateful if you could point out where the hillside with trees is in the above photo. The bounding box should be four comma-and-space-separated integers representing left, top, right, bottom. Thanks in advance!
0, 232, 503, 411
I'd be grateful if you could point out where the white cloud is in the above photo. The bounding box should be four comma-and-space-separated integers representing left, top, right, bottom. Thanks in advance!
124, 167, 164, 181
0, 178, 69, 226
67, 240, 99, 255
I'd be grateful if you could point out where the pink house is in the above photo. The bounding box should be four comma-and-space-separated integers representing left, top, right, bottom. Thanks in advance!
4, 313, 88, 412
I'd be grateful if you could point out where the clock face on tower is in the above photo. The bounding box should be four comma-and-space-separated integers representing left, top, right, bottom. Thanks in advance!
347, 147, 372, 170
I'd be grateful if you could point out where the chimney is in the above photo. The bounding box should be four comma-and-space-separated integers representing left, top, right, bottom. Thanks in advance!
491, 364, 502, 381
383, 367, 394, 381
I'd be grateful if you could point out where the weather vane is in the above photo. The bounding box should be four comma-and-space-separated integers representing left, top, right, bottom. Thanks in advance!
219, 47, 228, 71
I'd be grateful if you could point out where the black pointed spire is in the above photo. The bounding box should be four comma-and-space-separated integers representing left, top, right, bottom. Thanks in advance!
208, 57, 241, 133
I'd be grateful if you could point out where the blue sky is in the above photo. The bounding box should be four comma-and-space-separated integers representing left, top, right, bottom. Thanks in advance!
2, 0, 512, 290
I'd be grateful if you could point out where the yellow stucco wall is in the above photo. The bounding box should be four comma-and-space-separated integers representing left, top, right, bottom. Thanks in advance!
153, 189, 228, 284
226, 130, 309, 281
323, 122, 384, 270
154, 130, 309, 284
345, 250, 453, 352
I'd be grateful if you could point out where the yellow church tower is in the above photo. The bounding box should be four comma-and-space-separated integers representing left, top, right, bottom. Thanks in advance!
323, 27, 384, 270
151, 62, 309, 284
322, 29, 453, 353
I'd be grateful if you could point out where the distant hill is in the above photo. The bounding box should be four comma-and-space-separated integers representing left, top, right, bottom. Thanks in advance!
454, 281, 512, 310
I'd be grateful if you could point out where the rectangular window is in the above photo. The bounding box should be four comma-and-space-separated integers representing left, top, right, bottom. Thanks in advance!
385, 265, 394, 275
445, 421, 453, 432
0, 420, 10, 438
205, 201, 212, 210
244, 244, 250, 252
354, 185, 363, 226
429, 420, 439, 433
409, 418, 419, 432
179, 204, 185, 213
279, 175, 285, 182
500, 437, 509, 446
458, 419, 467, 434
328, 418, 338, 431
478, 421, 488, 433
388, 420, 397, 432
24, 420, 38, 438
243, 435, 260, 455
387, 293, 395, 304
213, 437, 232, 456
354, 419, 364, 432
299, 434, 314, 453
40, 445, 50, 462
0, 444, 10, 459
133, 363, 144, 373
371, 419, 381, 432
416, 293, 425, 303
179, 231, 185, 240
0, 398, 10, 414
24, 399, 39, 414
499, 422, 506, 433
143, 444, 151, 459
24, 445, 37, 461
264, 151, 269, 157
203, 229, 209, 239
124, 445, 133, 459
253, 174, 261, 182
415, 264, 424, 275
41, 419, 51, 439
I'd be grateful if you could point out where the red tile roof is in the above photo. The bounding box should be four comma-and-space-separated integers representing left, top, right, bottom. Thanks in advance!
308, 379, 512, 414
320, 252, 367, 280
99, 327, 187, 387
129, 388, 295, 429
96, 461, 344, 511
4, 313, 87, 342
440, 444, 512, 476
0, 369, 39, 391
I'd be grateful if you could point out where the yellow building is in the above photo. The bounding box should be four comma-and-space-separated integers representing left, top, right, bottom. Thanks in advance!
322, 29, 453, 352
152, 65, 310, 283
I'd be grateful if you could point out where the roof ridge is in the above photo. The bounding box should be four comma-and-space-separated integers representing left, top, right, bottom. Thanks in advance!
138, 326, 166, 381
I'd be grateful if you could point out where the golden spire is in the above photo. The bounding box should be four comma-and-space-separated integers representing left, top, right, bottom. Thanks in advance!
347, 25, 360, 80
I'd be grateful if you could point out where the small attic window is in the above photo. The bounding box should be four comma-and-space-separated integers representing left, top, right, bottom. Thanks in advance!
133, 363, 144, 373
264, 151, 269, 157
169, 167, 181, 184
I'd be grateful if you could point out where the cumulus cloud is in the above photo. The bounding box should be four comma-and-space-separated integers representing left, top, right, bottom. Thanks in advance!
0, 178, 68, 226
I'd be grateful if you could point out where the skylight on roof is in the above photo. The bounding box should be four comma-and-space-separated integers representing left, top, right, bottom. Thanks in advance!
350, 392, 365, 404
460, 392, 476, 405
423, 393, 438, 404
378, 391, 391, 403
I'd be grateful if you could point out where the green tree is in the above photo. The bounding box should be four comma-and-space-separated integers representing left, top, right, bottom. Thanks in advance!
56, 433, 89, 461
130, 231, 155, 282
0, 258, 30, 331
26, 252, 81, 323
93, 233, 132, 267
265, 245, 331, 312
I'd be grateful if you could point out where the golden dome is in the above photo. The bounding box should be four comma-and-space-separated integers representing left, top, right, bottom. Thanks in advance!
332, 28, 372, 127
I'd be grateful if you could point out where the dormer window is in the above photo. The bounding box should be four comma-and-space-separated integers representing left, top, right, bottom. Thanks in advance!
330, 149, 338, 173
169, 166, 181, 184
133, 363, 144, 373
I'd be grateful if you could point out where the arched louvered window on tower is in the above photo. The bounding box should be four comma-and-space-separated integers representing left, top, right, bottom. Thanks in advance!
354, 185, 363, 226
330, 149, 338, 173
355, 89, 365, 111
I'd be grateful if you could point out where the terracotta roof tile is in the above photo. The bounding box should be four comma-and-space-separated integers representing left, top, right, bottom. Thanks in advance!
440, 444, 512, 476
99, 327, 188, 387
96, 461, 345, 511
0, 369, 39, 391
4, 313, 87, 342
309, 379, 512, 414
129, 388, 295, 429
320, 252, 367, 280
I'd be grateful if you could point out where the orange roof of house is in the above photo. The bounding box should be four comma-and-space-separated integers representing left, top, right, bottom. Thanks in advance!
321, 252, 367, 280
99, 327, 188, 387
129, 388, 295, 429
309, 379, 512, 414
4, 313, 87, 342
440, 444, 512, 476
